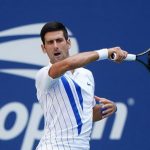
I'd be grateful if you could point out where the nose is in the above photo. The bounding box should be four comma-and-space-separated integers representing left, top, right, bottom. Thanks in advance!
53, 41, 58, 49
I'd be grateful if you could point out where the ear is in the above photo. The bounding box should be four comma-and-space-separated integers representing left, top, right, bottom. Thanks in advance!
67, 39, 71, 49
41, 44, 46, 53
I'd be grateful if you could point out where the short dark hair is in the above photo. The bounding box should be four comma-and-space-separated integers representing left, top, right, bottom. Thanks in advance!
40, 21, 69, 44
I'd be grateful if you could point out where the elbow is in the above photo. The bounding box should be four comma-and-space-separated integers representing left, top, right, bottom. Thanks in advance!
48, 60, 74, 79
48, 67, 60, 79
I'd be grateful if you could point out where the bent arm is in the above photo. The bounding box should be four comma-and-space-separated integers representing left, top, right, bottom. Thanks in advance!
49, 47, 128, 78
49, 51, 99, 78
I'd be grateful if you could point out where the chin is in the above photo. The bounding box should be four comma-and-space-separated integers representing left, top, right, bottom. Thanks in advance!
54, 58, 64, 63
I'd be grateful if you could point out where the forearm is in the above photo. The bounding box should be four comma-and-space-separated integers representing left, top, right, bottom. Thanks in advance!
49, 51, 100, 78
63, 51, 99, 69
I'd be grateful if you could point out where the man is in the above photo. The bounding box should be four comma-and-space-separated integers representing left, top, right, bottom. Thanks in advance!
35, 21, 127, 150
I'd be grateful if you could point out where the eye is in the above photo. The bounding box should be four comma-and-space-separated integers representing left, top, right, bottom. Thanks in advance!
46, 40, 54, 45
56, 38, 64, 43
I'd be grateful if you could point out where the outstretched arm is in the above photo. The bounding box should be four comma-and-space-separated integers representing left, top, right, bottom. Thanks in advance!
93, 96, 117, 122
49, 47, 127, 78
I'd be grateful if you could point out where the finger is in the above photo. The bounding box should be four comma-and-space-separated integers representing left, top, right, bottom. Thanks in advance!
103, 103, 114, 108
117, 51, 125, 61
119, 50, 128, 61
123, 51, 128, 59
100, 106, 108, 112
115, 46, 121, 51
94, 96, 103, 103
100, 104, 110, 113
102, 113, 113, 119
114, 48, 126, 62
94, 95, 101, 100
99, 98, 113, 104
120, 50, 127, 60
102, 108, 113, 115
101, 110, 113, 119
104, 103, 117, 109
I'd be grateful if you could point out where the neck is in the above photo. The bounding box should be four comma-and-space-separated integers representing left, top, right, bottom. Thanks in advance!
71, 69, 75, 74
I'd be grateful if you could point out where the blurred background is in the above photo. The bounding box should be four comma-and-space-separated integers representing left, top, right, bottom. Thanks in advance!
0, 0, 150, 149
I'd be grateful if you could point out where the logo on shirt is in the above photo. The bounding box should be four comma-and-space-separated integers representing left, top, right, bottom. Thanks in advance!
87, 82, 91, 86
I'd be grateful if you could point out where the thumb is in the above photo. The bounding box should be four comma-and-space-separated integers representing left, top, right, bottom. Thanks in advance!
94, 96, 103, 103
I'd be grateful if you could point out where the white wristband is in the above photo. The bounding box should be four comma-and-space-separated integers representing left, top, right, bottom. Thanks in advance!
96, 48, 108, 60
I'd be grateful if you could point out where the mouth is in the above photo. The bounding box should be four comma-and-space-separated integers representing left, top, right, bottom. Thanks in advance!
53, 52, 63, 61
54, 52, 61, 56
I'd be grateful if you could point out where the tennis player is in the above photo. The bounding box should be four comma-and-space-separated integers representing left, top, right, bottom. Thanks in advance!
35, 21, 127, 150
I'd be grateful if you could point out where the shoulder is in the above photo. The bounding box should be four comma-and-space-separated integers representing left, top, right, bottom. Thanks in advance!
35, 65, 50, 89
77, 67, 94, 82
78, 67, 93, 77
35, 65, 50, 81
35, 64, 60, 91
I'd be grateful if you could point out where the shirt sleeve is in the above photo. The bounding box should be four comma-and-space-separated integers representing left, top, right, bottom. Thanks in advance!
35, 64, 60, 93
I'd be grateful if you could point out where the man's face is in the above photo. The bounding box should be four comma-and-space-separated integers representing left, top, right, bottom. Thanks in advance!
41, 30, 71, 64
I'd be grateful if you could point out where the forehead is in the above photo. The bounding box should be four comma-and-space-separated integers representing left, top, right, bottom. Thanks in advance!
44, 30, 65, 41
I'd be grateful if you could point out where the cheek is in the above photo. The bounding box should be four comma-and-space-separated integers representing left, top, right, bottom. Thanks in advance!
47, 51, 53, 58
44, 45, 52, 53
63, 48, 69, 56
44, 47, 53, 57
